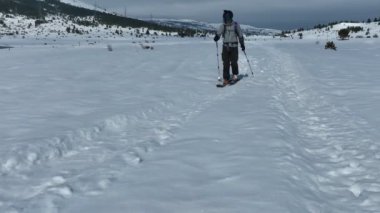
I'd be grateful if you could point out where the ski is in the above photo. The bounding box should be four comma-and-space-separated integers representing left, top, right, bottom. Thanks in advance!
229, 78, 240, 85
216, 75, 245, 88
216, 79, 239, 88
216, 83, 228, 88
216, 79, 232, 88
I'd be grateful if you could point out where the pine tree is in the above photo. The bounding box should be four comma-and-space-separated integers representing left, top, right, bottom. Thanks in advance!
325, 41, 337, 50
338, 28, 350, 40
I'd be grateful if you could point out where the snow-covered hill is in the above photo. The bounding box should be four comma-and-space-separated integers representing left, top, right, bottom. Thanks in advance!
0, 0, 194, 41
288, 21, 380, 40
145, 18, 281, 36
0, 12, 178, 41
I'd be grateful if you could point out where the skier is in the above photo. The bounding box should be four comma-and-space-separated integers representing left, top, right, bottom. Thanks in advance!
214, 10, 245, 85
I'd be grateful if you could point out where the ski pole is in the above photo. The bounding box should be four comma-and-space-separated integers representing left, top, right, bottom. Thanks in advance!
243, 50, 254, 77
216, 42, 221, 81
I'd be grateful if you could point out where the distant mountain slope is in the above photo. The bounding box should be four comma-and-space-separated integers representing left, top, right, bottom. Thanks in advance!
144, 18, 281, 36
0, 0, 183, 33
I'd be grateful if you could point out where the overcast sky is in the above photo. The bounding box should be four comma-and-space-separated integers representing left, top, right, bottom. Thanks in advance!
81, 0, 380, 29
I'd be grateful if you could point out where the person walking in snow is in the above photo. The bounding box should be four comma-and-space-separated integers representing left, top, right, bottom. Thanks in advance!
214, 10, 245, 85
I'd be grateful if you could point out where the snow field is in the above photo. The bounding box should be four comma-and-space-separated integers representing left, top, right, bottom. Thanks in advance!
0, 40, 247, 212
0, 37, 380, 212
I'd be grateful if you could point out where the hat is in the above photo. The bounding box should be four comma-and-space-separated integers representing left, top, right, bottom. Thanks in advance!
223, 10, 234, 19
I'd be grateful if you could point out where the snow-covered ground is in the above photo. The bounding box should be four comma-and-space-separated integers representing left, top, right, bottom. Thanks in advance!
1, 36, 380, 212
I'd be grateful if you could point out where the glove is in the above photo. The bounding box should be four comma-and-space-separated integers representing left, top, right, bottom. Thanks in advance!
214, 35, 220, 42
241, 45, 245, 51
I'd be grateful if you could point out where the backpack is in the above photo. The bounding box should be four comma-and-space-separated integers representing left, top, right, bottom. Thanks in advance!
223, 22, 239, 38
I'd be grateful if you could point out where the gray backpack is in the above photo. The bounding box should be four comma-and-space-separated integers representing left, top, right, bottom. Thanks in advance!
223, 22, 239, 38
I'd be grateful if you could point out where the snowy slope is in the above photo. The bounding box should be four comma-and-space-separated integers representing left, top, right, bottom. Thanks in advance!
289, 21, 380, 40
1, 35, 380, 212
0, 12, 176, 41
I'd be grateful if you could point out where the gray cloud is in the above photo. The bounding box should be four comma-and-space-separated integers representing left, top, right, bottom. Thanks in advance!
82, 0, 380, 29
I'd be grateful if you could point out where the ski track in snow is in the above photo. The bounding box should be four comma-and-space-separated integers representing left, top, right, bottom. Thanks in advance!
0, 41, 245, 212
266, 44, 380, 212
